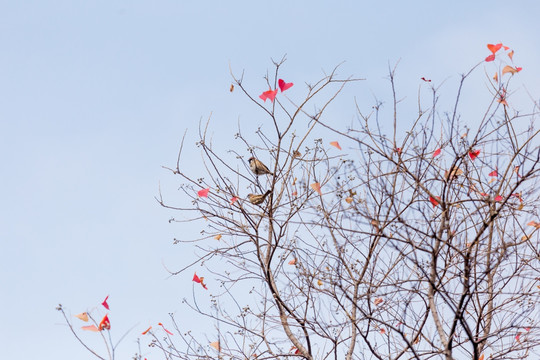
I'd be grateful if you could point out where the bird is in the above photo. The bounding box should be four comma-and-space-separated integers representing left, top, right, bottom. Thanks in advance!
248, 157, 273, 176
248, 190, 272, 205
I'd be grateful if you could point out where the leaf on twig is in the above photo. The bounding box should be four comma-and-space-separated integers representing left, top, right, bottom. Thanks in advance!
210, 341, 221, 351
502, 65, 522, 75
259, 89, 278, 102
75, 312, 89, 322
99, 314, 110, 331
469, 149, 480, 160
288, 258, 297, 265
158, 322, 174, 335
82, 325, 99, 332
198, 188, 210, 198
278, 79, 293, 92
429, 196, 440, 207
193, 272, 208, 290
433, 148, 441, 157
142, 326, 152, 335
311, 182, 322, 195
214, 234, 222, 240
101, 295, 110, 310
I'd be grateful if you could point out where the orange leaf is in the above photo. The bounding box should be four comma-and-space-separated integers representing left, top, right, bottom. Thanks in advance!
99, 314, 110, 331
479, 354, 485, 360
429, 196, 440, 207
288, 258, 297, 265
433, 148, 441, 157
193, 272, 208, 290
214, 234, 222, 240
158, 322, 174, 335
508, 50, 514, 60
311, 182, 322, 195
527, 221, 540, 229
330, 141, 342, 150
82, 325, 99, 332
198, 188, 210, 198
374, 297, 384, 306
142, 326, 152, 335
317, 279, 323, 286
75, 312, 89, 322
292, 191, 297, 197
210, 341, 221, 351
493, 72, 498, 82
503, 45, 510, 50
345, 196, 353, 204
229, 84, 234, 92
487, 43, 502, 54
502, 65, 521, 75
469, 149, 480, 160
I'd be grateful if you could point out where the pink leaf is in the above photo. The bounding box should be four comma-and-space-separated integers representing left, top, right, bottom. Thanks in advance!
433, 148, 441, 157
278, 79, 294, 92
230, 196, 238, 205
82, 325, 99, 332
488, 170, 498, 177
198, 188, 210, 198
494, 195, 503, 202
259, 89, 278, 102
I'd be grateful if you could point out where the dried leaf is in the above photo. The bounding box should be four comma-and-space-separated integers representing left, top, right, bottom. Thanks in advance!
288, 258, 296, 265
317, 279, 323, 286
508, 50, 514, 60
374, 297, 384, 306
311, 182, 322, 195
229, 84, 234, 92
502, 65, 522, 75
75, 312, 89, 322
527, 221, 540, 229
214, 234, 222, 241
345, 197, 353, 204
421, 77, 431, 82
210, 341, 221, 351
493, 72, 498, 82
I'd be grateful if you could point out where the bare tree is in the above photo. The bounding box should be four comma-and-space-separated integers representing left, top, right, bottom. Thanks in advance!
60, 55, 540, 360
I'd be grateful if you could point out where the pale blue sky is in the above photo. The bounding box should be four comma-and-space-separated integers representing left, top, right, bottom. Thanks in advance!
1, 1, 539, 359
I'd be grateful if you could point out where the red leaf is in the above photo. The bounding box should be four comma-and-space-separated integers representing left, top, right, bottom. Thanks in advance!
395, 148, 402, 154
259, 89, 278, 102
198, 188, 210, 198
142, 326, 152, 335
485, 54, 495, 62
99, 314, 110, 331
230, 196, 238, 205
421, 77, 431, 82
429, 196, 440, 207
433, 148, 441, 157
193, 272, 208, 290
469, 149, 480, 160
101, 295, 110, 310
494, 195, 503, 202
330, 141, 342, 150
487, 43, 502, 54
488, 169, 498, 177
158, 322, 174, 335
278, 79, 294, 92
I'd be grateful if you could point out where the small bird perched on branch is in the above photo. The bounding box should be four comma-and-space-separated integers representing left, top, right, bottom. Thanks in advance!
248, 157, 273, 176
248, 190, 272, 205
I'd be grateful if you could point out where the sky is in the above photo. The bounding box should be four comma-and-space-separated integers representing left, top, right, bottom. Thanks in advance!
0, 1, 539, 359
